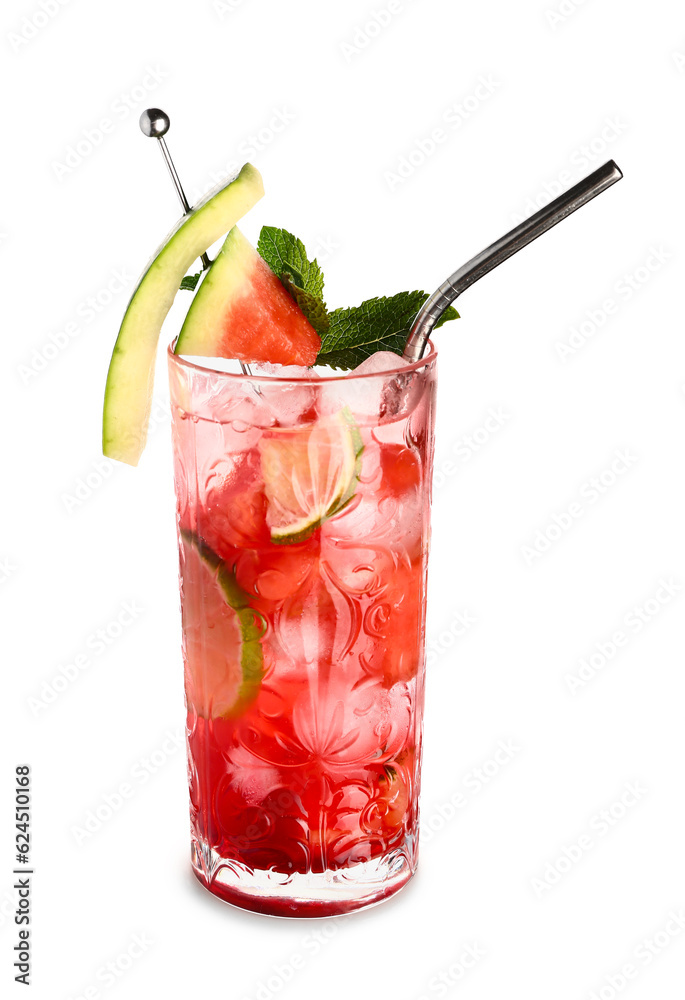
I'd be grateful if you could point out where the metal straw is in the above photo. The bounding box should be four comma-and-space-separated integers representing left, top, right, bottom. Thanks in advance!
403, 160, 623, 363
139, 108, 253, 377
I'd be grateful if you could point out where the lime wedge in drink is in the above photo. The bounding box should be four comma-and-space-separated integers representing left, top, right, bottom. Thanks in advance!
180, 530, 265, 718
258, 408, 363, 545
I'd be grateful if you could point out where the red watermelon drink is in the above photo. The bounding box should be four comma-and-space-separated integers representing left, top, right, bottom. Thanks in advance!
168, 346, 437, 916
102, 120, 453, 915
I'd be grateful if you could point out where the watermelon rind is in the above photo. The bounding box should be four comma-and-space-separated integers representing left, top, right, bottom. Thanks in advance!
103, 164, 264, 466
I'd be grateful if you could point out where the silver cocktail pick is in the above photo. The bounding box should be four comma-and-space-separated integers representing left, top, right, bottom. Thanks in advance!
403, 160, 623, 362
139, 108, 253, 377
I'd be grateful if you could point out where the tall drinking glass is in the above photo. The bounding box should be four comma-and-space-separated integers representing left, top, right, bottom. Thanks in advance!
168, 343, 437, 916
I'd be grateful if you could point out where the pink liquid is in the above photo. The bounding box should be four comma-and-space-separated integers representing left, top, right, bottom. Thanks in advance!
170, 355, 436, 914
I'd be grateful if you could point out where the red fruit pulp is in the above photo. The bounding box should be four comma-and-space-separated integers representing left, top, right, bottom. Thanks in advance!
215, 255, 320, 366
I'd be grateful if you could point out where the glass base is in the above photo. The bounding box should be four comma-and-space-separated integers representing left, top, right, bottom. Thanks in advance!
190, 838, 416, 917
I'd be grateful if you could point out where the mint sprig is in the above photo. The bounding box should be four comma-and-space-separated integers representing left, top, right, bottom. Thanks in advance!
318, 293, 458, 370
256, 226, 459, 368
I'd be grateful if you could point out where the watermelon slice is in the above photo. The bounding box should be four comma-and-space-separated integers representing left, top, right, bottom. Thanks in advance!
103, 164, 264, 466
175, 227, 320, 365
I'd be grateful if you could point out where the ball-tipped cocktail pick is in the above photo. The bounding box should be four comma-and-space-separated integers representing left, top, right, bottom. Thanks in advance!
403, 160, 623, 363
139, 108, 253, 377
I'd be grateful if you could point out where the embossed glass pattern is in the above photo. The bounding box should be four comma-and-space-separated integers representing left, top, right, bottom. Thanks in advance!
168, 346, 437, 916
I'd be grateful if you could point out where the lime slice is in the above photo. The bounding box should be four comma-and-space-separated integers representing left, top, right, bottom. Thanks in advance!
258, 407, 363, 545
180, 530, 265, 718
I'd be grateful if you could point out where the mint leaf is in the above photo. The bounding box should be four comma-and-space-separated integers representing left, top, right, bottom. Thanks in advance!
180, 271, 202, 291
280, 274, 329, 336
257, 227, 324, 298
257, 226, 329, 336
280, 263, 305, 289
316, 291, 459, 370
256, 227, 459, 369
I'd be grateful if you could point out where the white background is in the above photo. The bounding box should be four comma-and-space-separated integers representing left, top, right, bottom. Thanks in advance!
2, 0, 685, 997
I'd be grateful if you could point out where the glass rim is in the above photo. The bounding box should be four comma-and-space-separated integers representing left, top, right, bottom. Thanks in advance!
167, 338, 437, 384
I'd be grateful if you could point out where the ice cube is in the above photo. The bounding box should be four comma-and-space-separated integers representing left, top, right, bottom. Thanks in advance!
348, 352, 426, 425
239, 364, 319, 426
317, 352, 414, 423
257, 381, 317, 426
348, 351, 407, 377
